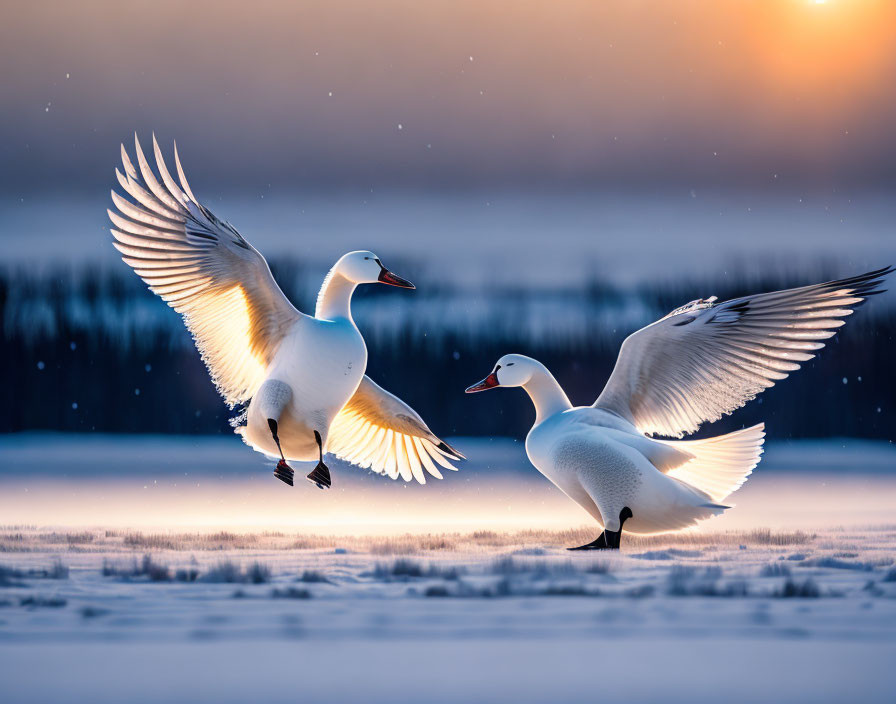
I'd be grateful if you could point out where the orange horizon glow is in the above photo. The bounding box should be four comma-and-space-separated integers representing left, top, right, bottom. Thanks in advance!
3, 474, 895, 535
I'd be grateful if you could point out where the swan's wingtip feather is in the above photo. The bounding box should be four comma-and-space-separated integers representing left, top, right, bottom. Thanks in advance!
173, 140, 199, 204
436, 440, 465, 461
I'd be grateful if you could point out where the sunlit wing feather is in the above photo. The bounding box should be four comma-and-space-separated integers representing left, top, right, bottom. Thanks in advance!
595, 267, 892, 438
109, 134, 304, 406
327, 376, 464, 484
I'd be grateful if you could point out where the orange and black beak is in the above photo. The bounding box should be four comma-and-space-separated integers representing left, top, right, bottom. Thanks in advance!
376, 261, 415, 289
465, 372, 500, 393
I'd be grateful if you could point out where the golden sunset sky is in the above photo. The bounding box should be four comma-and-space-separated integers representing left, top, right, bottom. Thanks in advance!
1, 0, 894, 191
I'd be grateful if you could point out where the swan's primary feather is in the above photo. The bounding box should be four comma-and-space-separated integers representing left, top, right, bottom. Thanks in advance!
327, 376, 464, 484
595, 267, 892, 438
109, 135, 303, 406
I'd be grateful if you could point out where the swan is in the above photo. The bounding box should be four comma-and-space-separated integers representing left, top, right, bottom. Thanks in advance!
108, 134, 463, 489
466, 268, 892, 548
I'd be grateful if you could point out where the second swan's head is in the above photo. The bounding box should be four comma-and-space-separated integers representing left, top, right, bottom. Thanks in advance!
335, 250, 415, 289
465, 354, 539, 392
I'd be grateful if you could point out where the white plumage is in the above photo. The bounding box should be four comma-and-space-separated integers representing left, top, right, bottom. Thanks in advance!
110, 135, 462, 486
467, 268, 890, 545
659, 425, 765, 503
595, 270, 891, 438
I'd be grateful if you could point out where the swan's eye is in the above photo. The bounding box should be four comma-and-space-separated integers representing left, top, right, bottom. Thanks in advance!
506, 362, 515, 367
364, 256, 370, 260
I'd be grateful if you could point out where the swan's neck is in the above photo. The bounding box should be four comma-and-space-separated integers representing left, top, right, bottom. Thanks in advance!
522, 366, 573, 425
315, 269, 357, 321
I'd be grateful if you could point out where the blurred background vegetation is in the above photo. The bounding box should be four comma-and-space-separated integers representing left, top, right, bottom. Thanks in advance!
4, 261, 892, 441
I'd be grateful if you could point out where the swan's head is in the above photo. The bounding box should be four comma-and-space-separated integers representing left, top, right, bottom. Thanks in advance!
465, 354, 537, 393
336, 250, 415, 288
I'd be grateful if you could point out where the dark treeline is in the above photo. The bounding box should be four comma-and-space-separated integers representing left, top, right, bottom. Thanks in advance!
2, 262, 893, 441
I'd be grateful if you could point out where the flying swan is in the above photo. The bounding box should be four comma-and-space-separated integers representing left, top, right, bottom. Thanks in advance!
109, 135, 463, 488
466, 268, 891, 548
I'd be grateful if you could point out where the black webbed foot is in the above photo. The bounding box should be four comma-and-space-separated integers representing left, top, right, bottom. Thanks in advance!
306, 461, 331, 490
568, 532, 611, 550
274, 459, 294, 487
567, 507, 632, 551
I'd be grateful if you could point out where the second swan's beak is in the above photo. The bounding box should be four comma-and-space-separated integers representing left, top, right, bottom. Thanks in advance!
377, 268, 415, 289
465, 372, 500, 393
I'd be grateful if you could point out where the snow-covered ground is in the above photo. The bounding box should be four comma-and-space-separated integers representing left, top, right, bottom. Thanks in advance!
1, 435, 895, 702
2, 525, 896, 703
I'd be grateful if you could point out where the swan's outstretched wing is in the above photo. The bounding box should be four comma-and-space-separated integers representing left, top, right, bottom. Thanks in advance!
327, 376, 465, 484
109, 135, 304, 406
595, 267, 892, 438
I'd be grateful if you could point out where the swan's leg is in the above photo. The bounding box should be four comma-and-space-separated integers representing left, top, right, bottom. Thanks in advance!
306, 430, 332, 490
268, 418, 294, 487
602, 507, 633, 549
568, 507, 632, 551
256, 379, 294, 486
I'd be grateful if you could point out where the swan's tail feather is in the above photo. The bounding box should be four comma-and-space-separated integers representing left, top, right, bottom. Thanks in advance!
659, 424, 765, 503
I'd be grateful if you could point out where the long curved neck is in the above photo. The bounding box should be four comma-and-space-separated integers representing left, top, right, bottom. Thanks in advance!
315, 269, 357, 321
522, 364, 573, 425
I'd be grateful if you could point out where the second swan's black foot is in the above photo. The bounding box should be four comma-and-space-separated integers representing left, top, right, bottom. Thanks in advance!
568, 507, 633, 551
568, 532, 612, 550
274, 459, 294, 487
306, 461, 331, 490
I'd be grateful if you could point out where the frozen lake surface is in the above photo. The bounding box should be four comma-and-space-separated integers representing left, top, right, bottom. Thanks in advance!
1, 435, 895, 702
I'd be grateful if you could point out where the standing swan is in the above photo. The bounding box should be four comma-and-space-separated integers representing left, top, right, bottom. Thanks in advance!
109, 135, 463, 488
466, 268, 891, 548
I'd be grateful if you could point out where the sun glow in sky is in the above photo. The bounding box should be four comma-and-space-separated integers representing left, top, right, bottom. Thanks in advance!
1, 0, 895, 191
